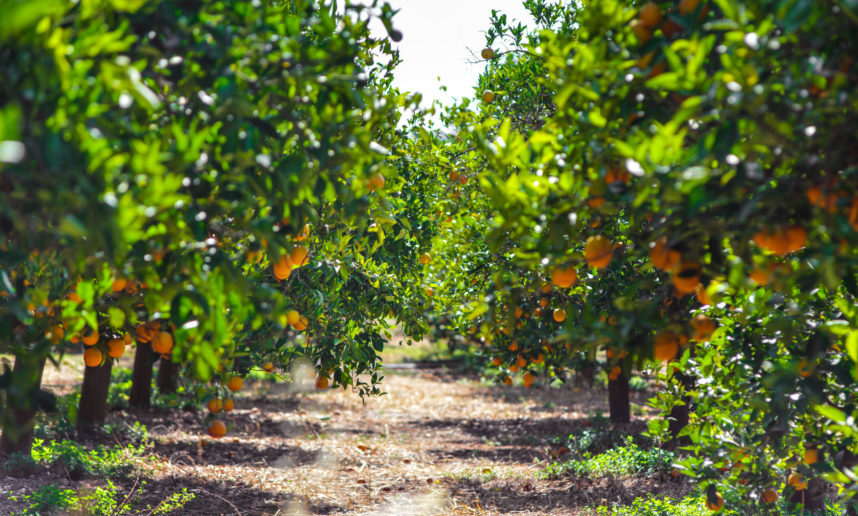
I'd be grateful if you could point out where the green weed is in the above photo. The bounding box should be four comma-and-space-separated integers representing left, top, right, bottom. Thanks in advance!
540, 436, 675, 479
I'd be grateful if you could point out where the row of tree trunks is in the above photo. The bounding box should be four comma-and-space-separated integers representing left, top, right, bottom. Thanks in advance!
1, 342, 178, 456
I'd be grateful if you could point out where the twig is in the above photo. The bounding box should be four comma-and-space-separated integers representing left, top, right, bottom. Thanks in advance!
200, 488, 243, 515
113, 474, 140, 516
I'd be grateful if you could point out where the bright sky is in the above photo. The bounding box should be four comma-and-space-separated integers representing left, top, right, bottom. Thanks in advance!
366, 0, 535, 110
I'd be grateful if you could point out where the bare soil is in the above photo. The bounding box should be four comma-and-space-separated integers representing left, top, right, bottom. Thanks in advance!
1, 354, 689, 515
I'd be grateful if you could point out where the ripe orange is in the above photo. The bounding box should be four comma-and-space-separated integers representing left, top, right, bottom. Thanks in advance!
672, 262, 701, 295
286, 309, 300, 326
691, 314, 716, 341
492, 357, 503, 367
804, 448, 819, 465
262, 362, 275, 373
761, 489, 779, 503
522, 372, 535, 388
705, 491, 723, 511
45, 325, 64, 344
83, 348, 103, 367
151, 332, 174, 354
207, 398, 223, 413
786, 226, 807, 252
696, 285, 712, 306
539, 298, 549, 308
552, 265, 578, 288
514, 307, 523, 319
754, 229, 790, 256
368, 173, 385, 191
293, 315, 308, 331
584, 235, 613, 269
227, 376, 243, 392
650, 237, 681, 271
111, 278, 128, 293
222, 398, 234, 412
532, 354, 544, 364
419, 253, 431, 264
449, 170, 460, 181
503, 376, 512, 386
553, 309, 566, 322
290, 245, 309, 267
587, 197, 606, 209
207, 420, 227, 438
82, 328, 99, 346
653, 332, 679, 362
481, 48, 494, 59
107, 338, 125, 358
640, 2, 662, 28
273, 255, 293, 280
316, 375, 329, 390
482, 90, 495, 103
136, 323, 154, 343
788, 473, 807, 490
605, 169, 630, 184
608, 365, 621, 381
508, 341, 518, 351
516, 355, 527, 368
509, 364, 520, 373
541, 283, 552, 294
749, 265, 771, 285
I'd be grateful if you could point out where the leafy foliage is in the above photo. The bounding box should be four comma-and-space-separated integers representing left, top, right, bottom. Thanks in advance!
540, 436, 675, 478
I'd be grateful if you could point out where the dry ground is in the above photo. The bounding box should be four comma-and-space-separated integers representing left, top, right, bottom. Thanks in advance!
2, 347, 688, 515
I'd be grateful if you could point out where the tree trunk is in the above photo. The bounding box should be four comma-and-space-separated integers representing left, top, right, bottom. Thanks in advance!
129, 340, 155, 408
77, 357, 113, 429
0, 354, 48, 455
156, 355, 178, 394
608, 371, 630, 424
578, 365, 595, 388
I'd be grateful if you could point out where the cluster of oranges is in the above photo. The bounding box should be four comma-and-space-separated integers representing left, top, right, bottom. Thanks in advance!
70, 328, 134, 367
205, 375, 244, 438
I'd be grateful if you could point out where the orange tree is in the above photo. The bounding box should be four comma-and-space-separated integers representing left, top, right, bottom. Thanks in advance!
420, 0, 858, 512
0, 0, 428, 453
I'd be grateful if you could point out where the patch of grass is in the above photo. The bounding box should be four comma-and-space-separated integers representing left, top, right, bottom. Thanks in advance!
539, 437, 675, 479
27, 436, 152, 478
629, 375, 649, 391
8, 480, 194, 516
590, 492, 850, 516
592, 495, 737, 516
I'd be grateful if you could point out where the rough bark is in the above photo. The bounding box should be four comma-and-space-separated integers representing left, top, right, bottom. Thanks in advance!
0, 354, 48, 455
77, 357, 113, 429
608, 371, 630, 424
156, 355, 178, 394
129, 340, 155, 408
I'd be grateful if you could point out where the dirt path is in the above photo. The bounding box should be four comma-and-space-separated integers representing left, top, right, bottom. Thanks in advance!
3, 360, 679, 515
